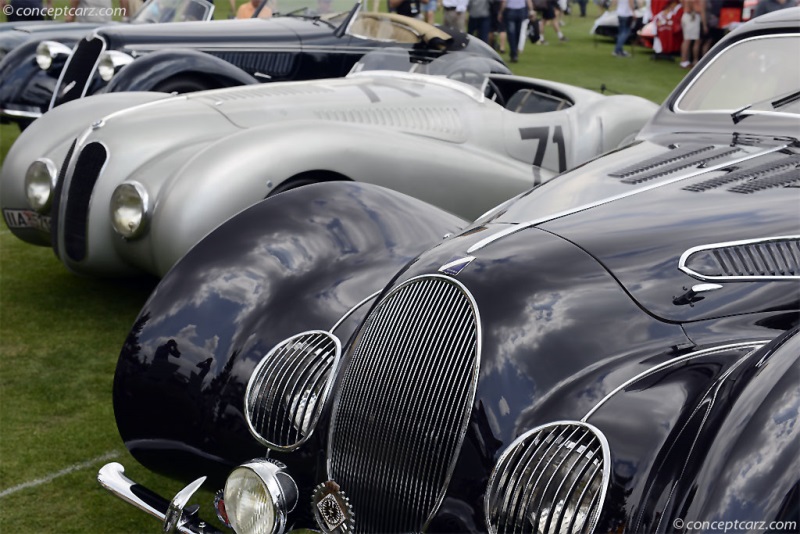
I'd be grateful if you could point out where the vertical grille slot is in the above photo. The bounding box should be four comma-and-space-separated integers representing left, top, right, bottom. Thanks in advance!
486, 422, 610, 534
52, 36, 104, 108
329, 275, 480, 533
63, 142, 107, 262
681, 237, 800, 280
245, 331, 341, 451
50, 139, 77, 256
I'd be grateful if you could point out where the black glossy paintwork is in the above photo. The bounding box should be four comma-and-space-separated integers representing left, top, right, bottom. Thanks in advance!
113, 182, 466, 483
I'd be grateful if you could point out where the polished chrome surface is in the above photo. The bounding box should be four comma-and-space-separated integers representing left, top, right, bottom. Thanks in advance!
60, 141, 108, 262
164, 476, 206, 533
224, 459, 298, 534
679, 236, 800, 281
328, 274, 481, 533
328, 290, 381, 334
50, 34, 106, 109
97, 462, 222, 534
245, 331, 341, 451
485, 422, 611, 534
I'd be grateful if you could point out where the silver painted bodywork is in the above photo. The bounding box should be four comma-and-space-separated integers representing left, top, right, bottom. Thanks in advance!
0, 69, 657, 276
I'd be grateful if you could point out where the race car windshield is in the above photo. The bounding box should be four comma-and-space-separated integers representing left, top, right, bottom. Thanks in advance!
675, 34, 800, 114
130, 0, 214, 22
349, 49, 496, 96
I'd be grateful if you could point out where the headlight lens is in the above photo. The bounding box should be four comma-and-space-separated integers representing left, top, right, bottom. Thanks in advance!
35, 41, 72, 71
223, 459, 297, 534
24, 158, 58, 213
97, 50, 134, 82
485, 421, 610, 534
110, 181, 150, 239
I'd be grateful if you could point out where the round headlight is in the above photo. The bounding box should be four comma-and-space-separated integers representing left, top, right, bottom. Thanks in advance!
485, 421, 610, 534
24, 158, 58, 213
97, 50, 134, 82
223, 459, 298, 534
110, 181, 150, 239
35, 40, 72, 71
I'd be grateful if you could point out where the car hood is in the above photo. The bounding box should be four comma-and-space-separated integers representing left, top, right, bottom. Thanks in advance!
97, 17, 305, 50
476, 132, 800, 324
182, 71, 483, 141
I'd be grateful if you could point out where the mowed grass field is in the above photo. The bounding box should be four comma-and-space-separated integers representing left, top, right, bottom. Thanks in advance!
0, 12, 688, 533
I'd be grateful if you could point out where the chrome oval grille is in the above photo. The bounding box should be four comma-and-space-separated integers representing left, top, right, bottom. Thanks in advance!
246, 331, 341, 451
63, 142, 107, 262
329, 275, 481, 533
486, 422, 610, 534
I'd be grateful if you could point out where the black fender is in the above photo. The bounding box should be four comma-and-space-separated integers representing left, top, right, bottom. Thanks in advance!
113, 182, 466, 483
0, 38, 78, 121
682, 328, 800, 530
104, 48, 259, 94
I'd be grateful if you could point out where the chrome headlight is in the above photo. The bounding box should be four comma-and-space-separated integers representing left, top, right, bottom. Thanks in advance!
485, 421, 610, 534
245, 331, 341, 451
223, 459, 298, 534
35, 41, 73, 71
24, 158, 58, 213
110, 181, 150, 239
97, 50, 134, 82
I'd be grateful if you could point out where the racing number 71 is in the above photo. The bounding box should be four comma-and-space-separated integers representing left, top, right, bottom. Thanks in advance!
519, 126, 566, 173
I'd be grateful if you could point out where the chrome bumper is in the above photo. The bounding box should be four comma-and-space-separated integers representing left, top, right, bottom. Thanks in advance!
97, 462, 224, 534
0, 106, 42, 120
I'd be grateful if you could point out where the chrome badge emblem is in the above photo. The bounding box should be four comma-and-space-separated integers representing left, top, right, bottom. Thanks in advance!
438, 255, 475, 276
312, 480, 354, 533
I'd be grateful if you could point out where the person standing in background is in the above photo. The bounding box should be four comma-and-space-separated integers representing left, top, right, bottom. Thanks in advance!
611, 0, 634, 56
679, 0, 700, 67
468, 0, 491, 42
489, 0, 508, 52
65, 0, 111, 22
442, 0, 468, 31
499, 0, 534, 62
389, 0, 424, 18
420, 0, 436, 23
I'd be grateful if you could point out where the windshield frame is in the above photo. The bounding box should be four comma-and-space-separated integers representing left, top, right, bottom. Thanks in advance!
673, 33, 800, 115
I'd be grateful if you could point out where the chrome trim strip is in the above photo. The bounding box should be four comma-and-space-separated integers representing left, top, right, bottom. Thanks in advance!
674, 34, 799, 114
678, 235, 800, 281
581, 341, 768, 422
467, 144, 789, 253
0, 108, 42, 119
328, 289, 381, 333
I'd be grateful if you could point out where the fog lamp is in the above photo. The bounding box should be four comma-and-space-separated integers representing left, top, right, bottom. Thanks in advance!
98, 50, 134, 82
24, 158, 57, 213
223, 459, 298, 534
110, 181, 149, 239
36, 41, 72, 71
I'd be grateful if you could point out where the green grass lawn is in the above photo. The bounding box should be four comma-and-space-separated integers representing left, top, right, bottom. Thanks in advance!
0, 11, 688, 533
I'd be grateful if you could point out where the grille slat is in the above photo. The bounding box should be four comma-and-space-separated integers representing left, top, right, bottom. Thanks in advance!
53, 37, 104, 108
329, 276, 480, 532
50, 139, 77, 257
683, 238, 800, 280
245, 331, 339, 451
487, 422, 610, 534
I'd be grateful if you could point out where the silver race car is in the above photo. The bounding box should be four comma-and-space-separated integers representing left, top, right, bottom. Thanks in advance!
0, 51, 658, 277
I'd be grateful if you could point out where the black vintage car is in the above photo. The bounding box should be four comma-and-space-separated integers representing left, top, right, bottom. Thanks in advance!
99, 8, 799, 534
0, 0, 502, 128
0, 0, 216, 126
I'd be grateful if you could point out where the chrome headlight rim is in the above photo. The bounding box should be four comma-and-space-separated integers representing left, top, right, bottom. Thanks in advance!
223, 458, 298, 534
97, 50, 134, 82
485, 420, 611, 534
35, 40, 73, 71
110, 180, 150, 240
24, 158, 58, 213
245, 330, 342, 452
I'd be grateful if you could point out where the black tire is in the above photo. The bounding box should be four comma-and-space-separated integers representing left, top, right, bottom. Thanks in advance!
152, 75, 210, 94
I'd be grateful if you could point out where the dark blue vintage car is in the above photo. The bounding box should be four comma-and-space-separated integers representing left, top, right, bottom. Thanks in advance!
98, 8, 799, 534
0, 0, 502, 128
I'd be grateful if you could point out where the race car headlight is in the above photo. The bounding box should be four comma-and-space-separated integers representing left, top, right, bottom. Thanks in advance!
24, 158, 58, 213
223, 459, 298, 534
36, 40, 72, 71
485, 421, 610, 534
98, 50, 134, 82
110, 181, 150, 239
